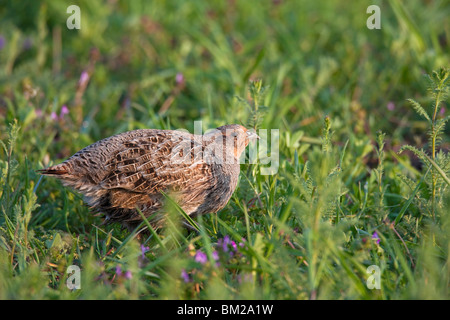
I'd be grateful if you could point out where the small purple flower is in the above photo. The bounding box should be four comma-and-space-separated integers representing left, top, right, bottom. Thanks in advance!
387, 101, 395, 111
115, 265, 132, 279
140, 244, 150, 257
60, 105, 69, 116
217, 235, 238, 255
124, 270, 132, 280
181, 269, 190, 283
372, 231, 380, 245
212, 251, 219, 261
194, 251, 208, 264
35, 109, 43, 118
115, 265, 122, 276
79, 71, 89, 86
175, 72, 184, 85
50, 111, 58, 121
212, 250, 220, 266
440, 107, 446, 116
221, 235, 231, 252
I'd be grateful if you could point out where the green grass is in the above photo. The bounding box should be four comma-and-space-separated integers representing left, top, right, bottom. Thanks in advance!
0, 0, 449, 299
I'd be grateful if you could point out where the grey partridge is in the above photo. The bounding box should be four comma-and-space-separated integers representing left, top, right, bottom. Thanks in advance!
39, 124, 259, 232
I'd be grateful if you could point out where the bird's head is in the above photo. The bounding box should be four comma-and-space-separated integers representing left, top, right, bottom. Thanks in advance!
215, 124, 259, 159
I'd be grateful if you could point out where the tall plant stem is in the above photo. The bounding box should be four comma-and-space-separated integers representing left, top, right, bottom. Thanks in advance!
430, 88, 441, 221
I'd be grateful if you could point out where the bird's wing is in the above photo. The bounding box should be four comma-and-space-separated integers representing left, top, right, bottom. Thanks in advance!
99, 130, 213, 194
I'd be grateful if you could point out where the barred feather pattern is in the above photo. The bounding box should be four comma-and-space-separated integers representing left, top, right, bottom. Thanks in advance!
39, 124, 258, 232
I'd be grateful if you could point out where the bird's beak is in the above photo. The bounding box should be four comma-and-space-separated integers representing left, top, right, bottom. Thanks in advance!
246, 130, 260, 140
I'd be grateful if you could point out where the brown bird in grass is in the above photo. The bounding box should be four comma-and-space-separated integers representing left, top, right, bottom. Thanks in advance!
39, 124, 259, 233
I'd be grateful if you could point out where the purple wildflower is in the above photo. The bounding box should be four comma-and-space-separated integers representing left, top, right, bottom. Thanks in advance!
230, 240, 237, 251
212, 251, 219, 261
440, 107, 446, 116
35, 109, 43, 118
115, 265, 122, 276
60, 105, 69, 118
140, 244, 150, 257
175, 72, 184, 85
79, 71, 89, 86
212, 250, 220, 266
50, 111, 58, 121
181, 269, 190, 283
124, 270, 132, 280
387, 101, 395, 111
115, 265, 132, 280
372, 231, 380, 245
194, 251, 208, 264
138, 244, 150, 267
217, 235, 239, 256
221, 235, 231, 252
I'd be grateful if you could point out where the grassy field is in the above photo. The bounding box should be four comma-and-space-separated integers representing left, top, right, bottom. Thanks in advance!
0, 0, 449, 300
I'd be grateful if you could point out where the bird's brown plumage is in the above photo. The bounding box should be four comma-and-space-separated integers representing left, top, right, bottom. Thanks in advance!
39, 124, 258, 232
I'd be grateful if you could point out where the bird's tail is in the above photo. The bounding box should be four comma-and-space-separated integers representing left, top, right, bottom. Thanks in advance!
38, 163, 71, 176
